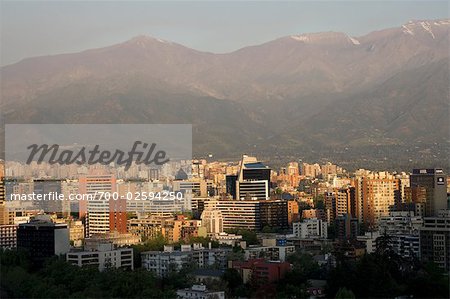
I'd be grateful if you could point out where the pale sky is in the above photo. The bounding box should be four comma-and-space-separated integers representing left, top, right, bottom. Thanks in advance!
1, 1, 448, 66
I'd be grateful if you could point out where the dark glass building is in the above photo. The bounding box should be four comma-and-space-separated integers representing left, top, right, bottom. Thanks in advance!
410, 169, 447, 216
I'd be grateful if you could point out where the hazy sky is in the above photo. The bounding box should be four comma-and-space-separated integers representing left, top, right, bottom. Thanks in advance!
1, 1, 448, 66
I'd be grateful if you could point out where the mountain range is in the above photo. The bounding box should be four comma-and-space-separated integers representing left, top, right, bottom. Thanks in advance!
1, 19, 449, 170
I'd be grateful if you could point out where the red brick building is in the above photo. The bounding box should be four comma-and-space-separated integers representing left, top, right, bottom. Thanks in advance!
229, 258, 291, 284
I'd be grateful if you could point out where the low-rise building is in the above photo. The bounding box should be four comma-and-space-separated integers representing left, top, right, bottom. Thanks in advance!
176, 284, 225, 299
244, 242, 295, 262
213, 232, 243, 246
356, 231, 380, 254
229, 258, 291, 284
66, 242, 133, 271
293, 218, 327, 239
142, 244, 230, 277
85, 231, 141, 248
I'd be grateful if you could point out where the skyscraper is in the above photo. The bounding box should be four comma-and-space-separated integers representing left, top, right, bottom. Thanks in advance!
360, 172, 400, 229
410, 169, 447, 217
236, 155, 271, 200
80, 175, 127, 237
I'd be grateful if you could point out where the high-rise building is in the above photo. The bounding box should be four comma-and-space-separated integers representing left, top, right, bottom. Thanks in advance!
410, 169, 447, 217
330, 187, 357, 219
335, 213, 359, 240
236, 155, 271, 200
81, 175, 127, 237
360, 172, 400, 229
404, 186, 427, 216
420, 210, 450, 271
216, 200, 260, 231
17, 216, 69, 264
259, 200, 289, 230
225, 175, 238, 199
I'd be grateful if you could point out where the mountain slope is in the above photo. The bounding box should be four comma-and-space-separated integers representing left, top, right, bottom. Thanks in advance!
1, 19, 449, 169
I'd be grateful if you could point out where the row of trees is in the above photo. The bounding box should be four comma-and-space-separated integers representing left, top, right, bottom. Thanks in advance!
0, 248, 252, 299
0, 249, 179, 298
327, 237, 450, 298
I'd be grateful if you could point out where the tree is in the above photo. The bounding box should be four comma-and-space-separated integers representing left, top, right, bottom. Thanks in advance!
335, 287, 355, 299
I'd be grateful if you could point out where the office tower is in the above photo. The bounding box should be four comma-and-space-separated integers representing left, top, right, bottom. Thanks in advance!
17, 216, 69, 264
360, 172, 400, 229
236, 155, 271, 200
226, 175, 238, 199
410, 168, 447, 217
335, 213, 359, 240
404, 186, 427, 216
420, 210, 450, 271
259, 200, 289, 230
216, 200, 260, 230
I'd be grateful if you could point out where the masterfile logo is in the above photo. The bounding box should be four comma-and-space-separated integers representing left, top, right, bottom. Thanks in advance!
26, 141, 169, 171
5, 124, 192, 172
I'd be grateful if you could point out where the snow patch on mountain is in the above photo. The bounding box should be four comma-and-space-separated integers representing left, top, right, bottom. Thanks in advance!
348, 36, 360, 45
402, 25, 415, 36
290, 35, 310, 42
420, 21, 435, 39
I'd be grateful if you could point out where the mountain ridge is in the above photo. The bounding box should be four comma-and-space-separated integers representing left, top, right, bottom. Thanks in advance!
1, 19, 449, 170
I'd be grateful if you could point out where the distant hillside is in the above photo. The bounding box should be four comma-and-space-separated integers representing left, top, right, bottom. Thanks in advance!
1, 19, 449, 170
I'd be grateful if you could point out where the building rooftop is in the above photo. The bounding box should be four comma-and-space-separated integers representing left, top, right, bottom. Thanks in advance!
244, 162, 268, 169
192, 269, 225, 277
